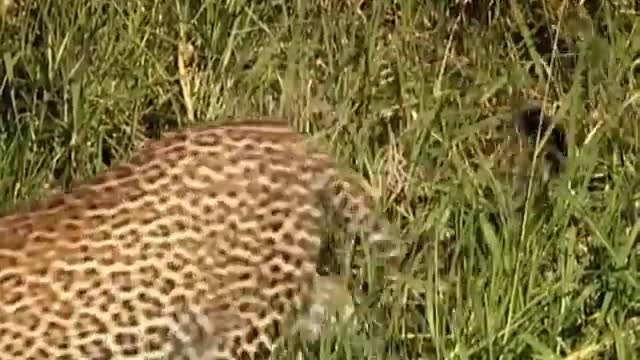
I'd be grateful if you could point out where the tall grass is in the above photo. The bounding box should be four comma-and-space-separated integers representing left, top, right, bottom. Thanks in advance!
1, 0, 638, 358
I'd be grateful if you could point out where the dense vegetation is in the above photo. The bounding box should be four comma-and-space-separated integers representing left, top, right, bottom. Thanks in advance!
1, 1, 638, 358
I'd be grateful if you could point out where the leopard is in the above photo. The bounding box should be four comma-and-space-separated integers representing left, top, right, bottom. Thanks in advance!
0, 119, 405, 360
511, 104, 568, 187
491, 103, 569, 210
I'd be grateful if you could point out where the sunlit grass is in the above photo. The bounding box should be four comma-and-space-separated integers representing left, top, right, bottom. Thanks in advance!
1, 1, 638, 358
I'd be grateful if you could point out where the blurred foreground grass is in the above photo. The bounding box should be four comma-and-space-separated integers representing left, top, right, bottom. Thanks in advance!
1, 1, 639, 359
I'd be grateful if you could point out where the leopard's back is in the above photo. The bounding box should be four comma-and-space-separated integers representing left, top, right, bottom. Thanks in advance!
0, 120, 403, 360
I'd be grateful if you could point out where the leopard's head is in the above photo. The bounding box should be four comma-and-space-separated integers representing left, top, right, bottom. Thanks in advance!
507, 104, 568, 210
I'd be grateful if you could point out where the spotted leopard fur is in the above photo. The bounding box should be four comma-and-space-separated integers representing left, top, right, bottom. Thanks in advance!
0, 120, 404, 360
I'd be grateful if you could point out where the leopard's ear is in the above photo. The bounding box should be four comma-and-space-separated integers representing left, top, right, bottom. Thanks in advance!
512, 104, 568, 179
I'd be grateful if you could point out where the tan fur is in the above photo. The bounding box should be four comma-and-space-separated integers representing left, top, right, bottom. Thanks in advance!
0, 120, 403, 360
